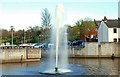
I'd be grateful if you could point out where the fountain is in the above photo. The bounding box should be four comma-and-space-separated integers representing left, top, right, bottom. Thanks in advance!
39, 4, 85, 75
54, 4, 67, 73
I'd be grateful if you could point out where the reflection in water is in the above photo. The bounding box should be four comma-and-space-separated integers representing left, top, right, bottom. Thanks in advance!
69, 58, 119, 75
1, 58, 120, 75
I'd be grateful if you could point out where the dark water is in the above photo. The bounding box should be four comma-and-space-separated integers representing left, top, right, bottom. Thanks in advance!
1, 58, 120, 77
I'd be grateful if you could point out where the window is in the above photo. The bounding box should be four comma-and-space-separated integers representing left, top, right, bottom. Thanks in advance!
113, 28, 117, 33
113, 38, 117, 42
119, 38, 120, 42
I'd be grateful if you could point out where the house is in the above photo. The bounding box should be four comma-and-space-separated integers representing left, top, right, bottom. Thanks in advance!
94, 16, 120, 45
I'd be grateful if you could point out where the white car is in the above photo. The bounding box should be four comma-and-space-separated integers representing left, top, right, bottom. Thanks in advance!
48, 43, 54, 48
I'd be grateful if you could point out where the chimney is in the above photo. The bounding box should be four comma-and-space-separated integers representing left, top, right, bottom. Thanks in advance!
118, 17, 120, 20
104, 16, 107, 22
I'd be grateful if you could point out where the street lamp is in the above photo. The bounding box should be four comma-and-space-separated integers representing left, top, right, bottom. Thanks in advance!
39, 34, 44, 43
77, 32, 80, 40
10, 26, 15, 48
23, 29, 26, 43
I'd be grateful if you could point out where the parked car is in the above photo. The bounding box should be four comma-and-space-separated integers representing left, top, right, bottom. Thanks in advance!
29, 43, 37, 47
71, 40, 85, 48
48, 43, 54, 48
19, 43, 29, 47
34, 43, 42, 48
34, 43, 48, 48
41, 43, 48, 48
68, 41, 72, 46
72, 40, 83, 46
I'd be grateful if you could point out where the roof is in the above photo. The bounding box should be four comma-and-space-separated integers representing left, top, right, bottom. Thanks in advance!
104, 20, 119, 28
94, 19, 120, 28
94, 19, 101, 29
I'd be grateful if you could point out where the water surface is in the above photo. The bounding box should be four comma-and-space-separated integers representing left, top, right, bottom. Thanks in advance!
1, 58, 120, 76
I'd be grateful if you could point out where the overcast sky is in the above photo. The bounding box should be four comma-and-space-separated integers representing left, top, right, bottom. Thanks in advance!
0, 0, 119, 31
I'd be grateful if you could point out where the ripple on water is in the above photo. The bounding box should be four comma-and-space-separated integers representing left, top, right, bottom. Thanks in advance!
39, 64, 85, 75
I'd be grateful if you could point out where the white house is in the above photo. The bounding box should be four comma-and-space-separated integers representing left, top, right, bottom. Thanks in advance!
95, 17, 120, 45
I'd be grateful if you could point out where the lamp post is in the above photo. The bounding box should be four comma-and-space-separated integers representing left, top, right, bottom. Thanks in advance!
39, 34, 43, 43
23, 29, 26, 43
10, 26, 15, 48
78, 32, 80, 40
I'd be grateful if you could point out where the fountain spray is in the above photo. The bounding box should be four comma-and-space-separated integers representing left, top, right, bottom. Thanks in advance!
55, 4, 64, 72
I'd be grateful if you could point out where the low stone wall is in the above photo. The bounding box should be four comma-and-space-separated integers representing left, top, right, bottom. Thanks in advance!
27, 48, 41, 59
1, 42, 119, 63
69, 42, 98, 58
69, 42, 120, 58
100, 42, 119, 57
1, 47, 41, 63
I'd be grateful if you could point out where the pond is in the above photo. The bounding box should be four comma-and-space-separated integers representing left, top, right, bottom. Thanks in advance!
1, 58, 120, 77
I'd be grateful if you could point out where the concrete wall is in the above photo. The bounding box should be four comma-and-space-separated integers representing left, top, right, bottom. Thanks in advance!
41, 42, 120, 58
69, 42, 120, 58
1, 47, 41, 63
27, 48, 41, 59
2, 48, 26, 62
69, 42, 98, 57
1, 42, 120, 63
100, 42, 119, 57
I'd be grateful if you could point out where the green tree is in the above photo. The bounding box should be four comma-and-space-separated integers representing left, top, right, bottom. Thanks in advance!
1, 29, 11, 43
41, 8, 51, 29
75, 19, 95, 41
41, 8, 52, 43
14, 30, 24, 44
67, 18, 95, 41
26, 26, 42, 43
67, 25, 80, 41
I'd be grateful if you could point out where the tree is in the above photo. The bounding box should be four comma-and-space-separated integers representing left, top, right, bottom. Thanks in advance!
75, 20, 81, 26
74, 19, 96, 41
14, 30, 24, 44
1, 29, 11, 43
41, 8, 51, 29
80, 21, 95, 41
26, 26, 42, 43
67, 25, 80, 41
41, 8, 52, 43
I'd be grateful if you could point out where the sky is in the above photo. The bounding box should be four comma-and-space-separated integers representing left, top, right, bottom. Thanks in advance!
0, 0, 119, 31
118, 1, 120, 18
